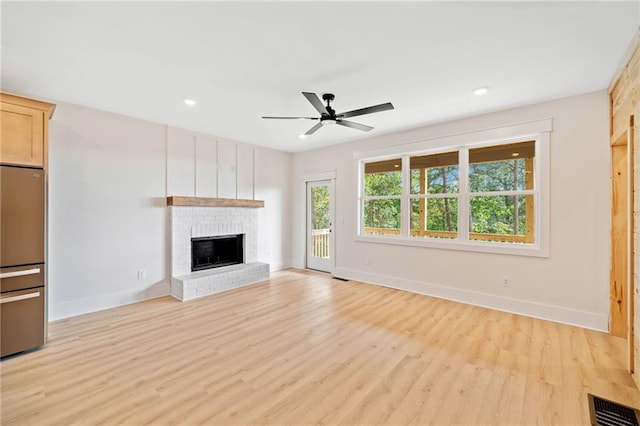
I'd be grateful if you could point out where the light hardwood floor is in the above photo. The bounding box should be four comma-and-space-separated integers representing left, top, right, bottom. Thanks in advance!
2, 268, 639, 425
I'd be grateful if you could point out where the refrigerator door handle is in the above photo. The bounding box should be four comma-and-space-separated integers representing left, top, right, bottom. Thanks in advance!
0, 268, 41, 279
0, 290, 40, 304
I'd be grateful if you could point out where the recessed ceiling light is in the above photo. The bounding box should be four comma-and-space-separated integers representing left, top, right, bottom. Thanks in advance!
472, 86, 489, 96
298, 134, 307, 139
184, 99, 197, 106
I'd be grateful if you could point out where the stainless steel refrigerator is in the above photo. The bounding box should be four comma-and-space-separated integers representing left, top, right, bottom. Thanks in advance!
0, 165, 46, 357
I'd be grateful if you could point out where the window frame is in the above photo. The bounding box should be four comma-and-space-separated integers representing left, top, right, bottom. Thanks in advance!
355, 119, 551, 257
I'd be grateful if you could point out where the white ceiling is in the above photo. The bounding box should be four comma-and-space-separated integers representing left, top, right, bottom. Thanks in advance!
2, 2, 638, 153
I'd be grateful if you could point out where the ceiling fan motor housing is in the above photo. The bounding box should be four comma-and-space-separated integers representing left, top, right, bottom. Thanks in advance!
320, 93, 337, 125
322, 93, 335, 103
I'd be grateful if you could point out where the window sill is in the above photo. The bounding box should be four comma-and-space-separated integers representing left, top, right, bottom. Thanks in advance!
354, 234, 549, 257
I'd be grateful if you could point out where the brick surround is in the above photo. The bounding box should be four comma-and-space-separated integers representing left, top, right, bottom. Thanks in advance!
169, 206, 269, 301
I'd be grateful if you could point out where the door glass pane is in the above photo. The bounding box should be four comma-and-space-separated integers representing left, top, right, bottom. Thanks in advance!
311, 185, 330, 258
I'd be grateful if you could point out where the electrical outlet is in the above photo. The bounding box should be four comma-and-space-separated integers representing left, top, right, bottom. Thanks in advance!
502, 275, 510, 287
137, 269, 146, 280
366, 257, 372, 266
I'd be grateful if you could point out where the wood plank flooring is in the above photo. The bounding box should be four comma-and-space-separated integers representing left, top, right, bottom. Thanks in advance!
2, 268, 639, 425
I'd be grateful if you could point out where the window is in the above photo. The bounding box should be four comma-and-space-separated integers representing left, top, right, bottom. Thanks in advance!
356, 119, 551, 256
468, 141, 535, 243
362, 158, 402, 236
410, 151, 459, 239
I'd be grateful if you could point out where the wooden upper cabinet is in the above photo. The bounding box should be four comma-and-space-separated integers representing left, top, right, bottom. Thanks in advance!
0, 93, 55, 168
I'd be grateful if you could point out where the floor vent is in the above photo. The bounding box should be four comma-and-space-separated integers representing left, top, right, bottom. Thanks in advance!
588, 394, 640, 426
332, 276, 349, 281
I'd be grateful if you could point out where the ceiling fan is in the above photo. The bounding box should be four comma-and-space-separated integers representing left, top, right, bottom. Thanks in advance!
262, 92, 394, 136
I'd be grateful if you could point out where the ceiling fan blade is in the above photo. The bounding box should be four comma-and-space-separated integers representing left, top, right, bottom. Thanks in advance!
302, 92, 329, 115
262, 116, 318, 120
337, 102, 394, 119
337, 120, 373, 132
305, 122, 323, 135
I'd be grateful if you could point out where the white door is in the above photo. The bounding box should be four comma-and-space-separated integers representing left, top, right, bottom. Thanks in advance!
306, 180, 333, 272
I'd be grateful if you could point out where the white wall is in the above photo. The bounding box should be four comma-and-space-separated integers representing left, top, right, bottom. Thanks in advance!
292, 91, 610, 331
48, 91, 609, 328
48, 102, 292, 320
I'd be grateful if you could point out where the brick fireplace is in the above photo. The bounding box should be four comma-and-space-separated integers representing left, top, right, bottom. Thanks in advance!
168, 197, 269, 301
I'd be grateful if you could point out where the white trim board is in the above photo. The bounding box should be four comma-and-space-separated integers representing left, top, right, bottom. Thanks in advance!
48, 259, 291, 321
268, 261, 290, 273
49, 280, 171, 321
353, 118, 553, 160
300, 170, 337, 182
333, 266, 607, 332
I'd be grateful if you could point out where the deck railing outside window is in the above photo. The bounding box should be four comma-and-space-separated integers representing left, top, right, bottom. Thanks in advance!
363, 227, 526, 243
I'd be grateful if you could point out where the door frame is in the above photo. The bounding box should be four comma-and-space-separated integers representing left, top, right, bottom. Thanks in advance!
301, 171, 336, 274
627, 116, 635, 373
611, 139, 629, 338
610, 116, 635, 374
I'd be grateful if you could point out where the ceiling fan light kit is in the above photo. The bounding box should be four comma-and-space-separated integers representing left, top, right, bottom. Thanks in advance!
262, 92, 394, 136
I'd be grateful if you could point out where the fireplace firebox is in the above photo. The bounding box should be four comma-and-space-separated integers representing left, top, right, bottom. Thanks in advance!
191, 234, 244, 272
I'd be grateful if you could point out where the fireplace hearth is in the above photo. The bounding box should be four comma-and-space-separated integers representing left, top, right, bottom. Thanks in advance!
192, 234, 244, 272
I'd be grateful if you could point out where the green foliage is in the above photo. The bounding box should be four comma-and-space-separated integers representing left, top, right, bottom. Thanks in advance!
311, 186, 330, 229
365, 171, 402, 196
471, 195, 527, 235
469, 159, 525, 192
411, 198, 458, 233
411, 167, 459, 194
364, 199, 401, 229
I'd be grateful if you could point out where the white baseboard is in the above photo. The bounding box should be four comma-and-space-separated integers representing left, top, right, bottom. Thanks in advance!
49, 259, 291, 321
49, 280, 171, 321
333, 267, 608, 332
269, 260, 291, 272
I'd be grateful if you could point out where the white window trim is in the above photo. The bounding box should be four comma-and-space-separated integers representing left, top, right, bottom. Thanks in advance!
355, 119, 552, 257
